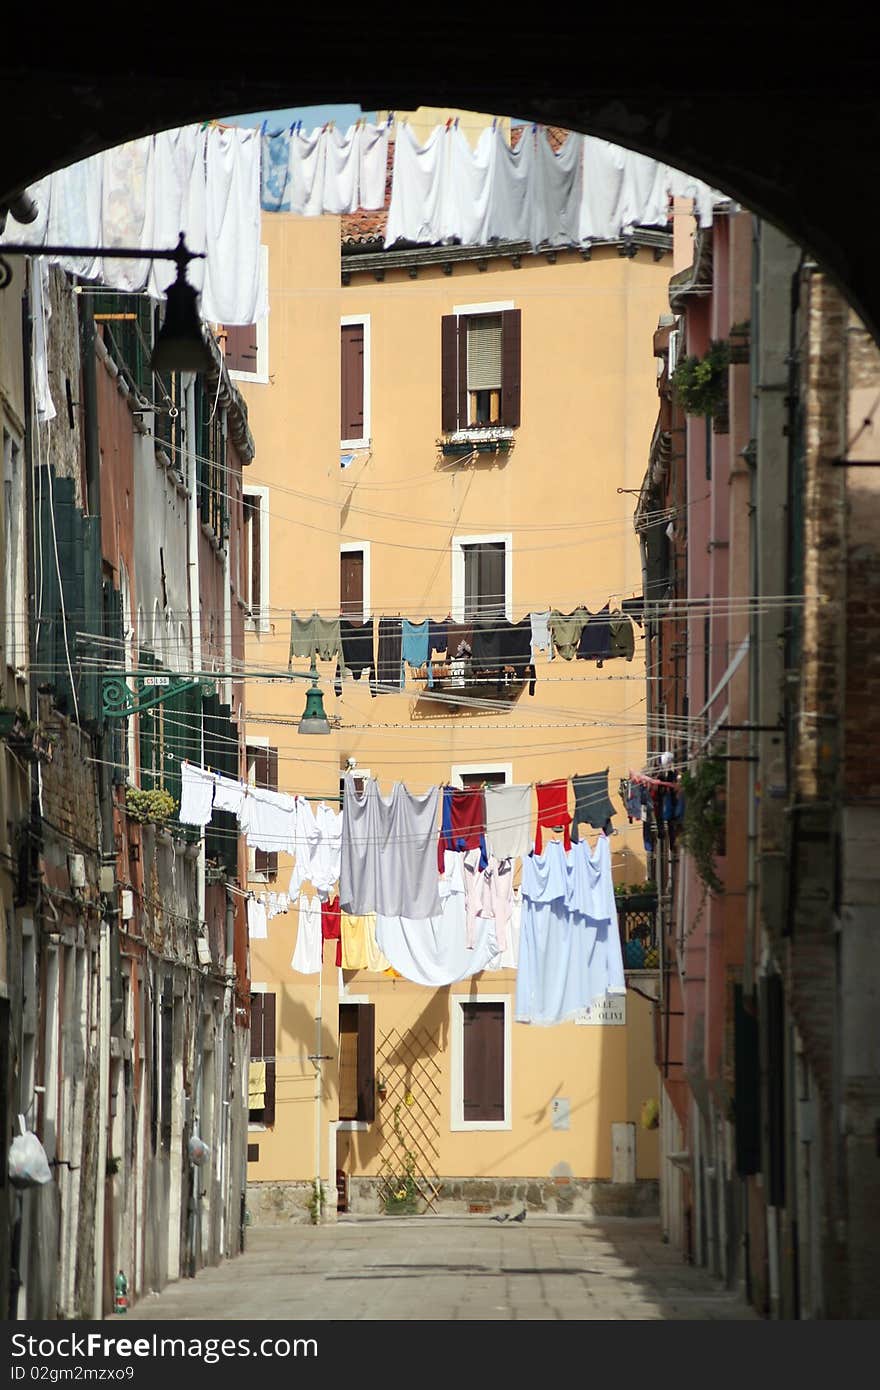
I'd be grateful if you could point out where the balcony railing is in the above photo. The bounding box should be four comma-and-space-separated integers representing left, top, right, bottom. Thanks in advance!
617, 893, 659, 969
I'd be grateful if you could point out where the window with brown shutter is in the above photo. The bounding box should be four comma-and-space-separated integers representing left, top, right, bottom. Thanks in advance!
338, 1003, 375, 1123
248, 744, 279, 881
340, 549, 364, 622
341, 323, 365, 441
243, 493, 262, 621
462, 1002, 505, 1122
249, 992, 276, 1127
225, 322, 259, 374
440, 310, 521, 431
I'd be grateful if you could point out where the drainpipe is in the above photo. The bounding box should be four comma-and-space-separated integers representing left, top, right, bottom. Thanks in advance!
314, 966, 324, 1221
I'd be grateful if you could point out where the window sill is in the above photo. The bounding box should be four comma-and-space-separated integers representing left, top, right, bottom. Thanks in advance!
336, 1120, 370, 1132
340, 438, 370, 452
450, 1119, 512, 1132
440, 426, 515, 456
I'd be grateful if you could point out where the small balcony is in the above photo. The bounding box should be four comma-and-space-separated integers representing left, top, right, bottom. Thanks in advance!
410, 663, 528, 706
616, 890, 659, 970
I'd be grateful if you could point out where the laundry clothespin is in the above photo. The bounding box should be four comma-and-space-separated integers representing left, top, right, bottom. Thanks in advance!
260, 118, 268, 137
445, 117, 452, 131
491, 116, 497, 131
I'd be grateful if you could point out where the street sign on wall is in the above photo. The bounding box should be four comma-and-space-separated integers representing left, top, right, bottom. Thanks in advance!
575, 994, 626, 1026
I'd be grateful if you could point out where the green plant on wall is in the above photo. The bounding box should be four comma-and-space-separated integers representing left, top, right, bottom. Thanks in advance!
124, 786, 178, 825
679, 755, 726, 930
384, 1103, 420, 1214
671, 339, 730, 416
307, 1178, 324, 1225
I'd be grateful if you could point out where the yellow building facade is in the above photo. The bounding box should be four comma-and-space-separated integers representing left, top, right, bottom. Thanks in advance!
233, 204, 672, 1221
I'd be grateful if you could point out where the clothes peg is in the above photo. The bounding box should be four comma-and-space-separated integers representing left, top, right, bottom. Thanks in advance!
260, 118, 268, 136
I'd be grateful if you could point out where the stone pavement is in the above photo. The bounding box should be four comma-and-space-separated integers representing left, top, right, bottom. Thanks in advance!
123, 1216, 758, 1321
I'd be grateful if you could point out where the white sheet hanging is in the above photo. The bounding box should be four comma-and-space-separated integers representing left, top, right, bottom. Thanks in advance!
101, 137, 154, 291
148, 125, 207, 298
201, 126, 265, 326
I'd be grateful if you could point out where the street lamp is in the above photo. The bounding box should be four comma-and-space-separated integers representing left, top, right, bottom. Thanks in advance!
0, 232, 212, 374
101, 661, 332, 735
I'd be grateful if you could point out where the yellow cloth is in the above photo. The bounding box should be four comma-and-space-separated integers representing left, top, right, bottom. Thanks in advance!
341, 912, 389, 971
248, 1060, 266, 1107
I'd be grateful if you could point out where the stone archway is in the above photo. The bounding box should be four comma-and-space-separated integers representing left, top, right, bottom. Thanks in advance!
1, 21, 879, 337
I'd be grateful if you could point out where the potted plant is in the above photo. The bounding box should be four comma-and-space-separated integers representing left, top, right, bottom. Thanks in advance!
671, 339, 729, 418
124, 787, 178, 826
679, 754, 726, 930
0, 706, 29, 739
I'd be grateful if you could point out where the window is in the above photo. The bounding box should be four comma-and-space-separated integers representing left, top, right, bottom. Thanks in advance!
340, 543, 370, 622
249, 990, 276, 1127
452, 532, 512, 622
3, 427, 26, 671
225, 247, 269, 384
243, 487, 269, 632
248, 742, 279, 881
452, 764, 512, 790
337, 1002, 375, 1124
451, 996, 511, 1130
341, 315, 371, 447
441, 304, 521, 432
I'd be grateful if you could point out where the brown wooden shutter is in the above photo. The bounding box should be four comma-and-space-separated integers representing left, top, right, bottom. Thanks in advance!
340, 550, 364, 622
356, 1004, 375, 1123
338, 1006, 359, 1120
462, 1003, 505, 1121
262, 992, 276, 1127
225, 323, 258, 373
500, 308, 522, 427
341, 324, 365, 439
441, 314, 459, 432
250, 993, 263, 1061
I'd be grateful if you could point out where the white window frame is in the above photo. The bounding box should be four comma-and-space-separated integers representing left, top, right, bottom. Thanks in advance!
451, 532, 513, 623
228, 246, 270, 386
340, 540, 371, 621
336, 993, 371, 1132
450, 993, 512, 1132
340, 313, 371, 450
451, 763, 512, 789
452, 301, 515, 429
243, 485, 271, 634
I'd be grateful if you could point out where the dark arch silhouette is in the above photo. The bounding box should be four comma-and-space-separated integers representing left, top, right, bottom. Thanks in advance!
2, 24, 878, 334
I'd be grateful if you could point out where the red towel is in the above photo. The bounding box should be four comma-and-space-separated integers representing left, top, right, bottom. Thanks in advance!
321, 895, 342, 967
438, 787, 487, 870
534, 780, 572, 854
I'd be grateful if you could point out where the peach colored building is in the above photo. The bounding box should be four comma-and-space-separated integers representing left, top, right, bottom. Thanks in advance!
229, 190, 673, 1221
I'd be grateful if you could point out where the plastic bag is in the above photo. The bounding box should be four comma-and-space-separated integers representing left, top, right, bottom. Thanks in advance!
8, 1129, 52, 1187
188, 1134, 210, 1166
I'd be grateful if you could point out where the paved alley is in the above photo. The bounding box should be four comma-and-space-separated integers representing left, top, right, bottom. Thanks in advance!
123, 1216, 757, 1321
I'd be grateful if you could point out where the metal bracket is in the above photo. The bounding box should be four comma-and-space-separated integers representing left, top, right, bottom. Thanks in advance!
102, 674, 208, 721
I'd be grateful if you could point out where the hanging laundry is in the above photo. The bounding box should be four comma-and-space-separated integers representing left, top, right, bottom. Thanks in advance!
374, 617, 403, 692
429, 619, 449, 657
570, 771, 617, 840
621, 596, 645, 628
401, 618, 433, 687
321, 895, 342, 968
336, 617, 375, 693
375, 851, 501, 986
247, 896, 268, 941
289, 612, 342, 664
178, 763, 216, 827
534, 780, 572, 854
549, 607, 590, 660
340, 775, 441, 918
201, 126, 264, 326
239, 786, 296, 854
340, 912, 389, 971
529, 610, 555, 663
484, 783, 532, 860
500, 617, 536, 694
248, 1060, 266, 1108
437, 786, 488, 870
261, 892, 291, 920
261, 122, 389, 215
462, 852, 515, 952
485, 891, 522, 971
213, 773, 246, 815
309, 802, 342, 896
515, 836, 623, 1026
291, 894, 323, 974
288, 796, 320, 898
576, 605, 612, 664
608, 610, 635, 661
470, 614, 504, 674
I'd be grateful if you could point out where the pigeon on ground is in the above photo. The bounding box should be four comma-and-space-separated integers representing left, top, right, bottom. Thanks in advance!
490, 1212, 509, 1222
511, 1209, 527, 1223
